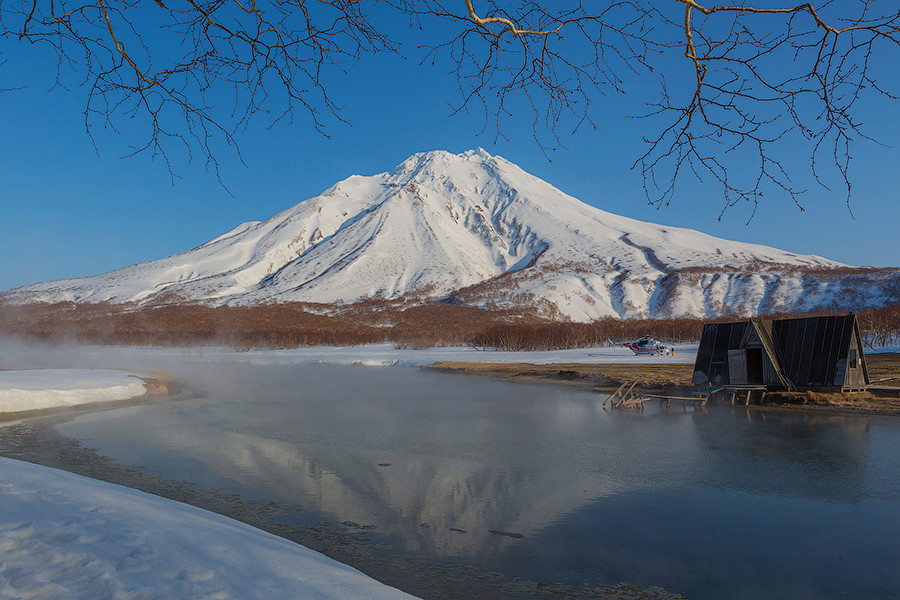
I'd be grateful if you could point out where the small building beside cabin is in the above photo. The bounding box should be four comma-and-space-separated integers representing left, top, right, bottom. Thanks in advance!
692, 314, 869, 392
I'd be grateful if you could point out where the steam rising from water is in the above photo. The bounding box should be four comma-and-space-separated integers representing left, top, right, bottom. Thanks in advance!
5, 337, 900, 598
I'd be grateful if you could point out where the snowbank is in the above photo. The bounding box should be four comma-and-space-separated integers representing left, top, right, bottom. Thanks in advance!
0, 456, 417, 599
0, 369, 148, 414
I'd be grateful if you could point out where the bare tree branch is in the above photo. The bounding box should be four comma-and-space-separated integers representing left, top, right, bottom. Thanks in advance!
437, 1, 898, 215
1, 0, 898, 216
635, 1, 900, 215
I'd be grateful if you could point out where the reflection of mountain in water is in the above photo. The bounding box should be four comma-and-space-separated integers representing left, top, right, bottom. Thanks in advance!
135, 423, 629, 557
60, 364, 648, 559
690, 411, 871, 503
53, 363, 900, 599
57, 363, 882, 565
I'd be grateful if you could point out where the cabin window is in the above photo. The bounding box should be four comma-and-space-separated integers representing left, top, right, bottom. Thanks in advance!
849, 349, 858, 369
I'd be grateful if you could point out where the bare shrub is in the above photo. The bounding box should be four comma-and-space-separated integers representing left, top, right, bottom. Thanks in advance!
2, 299, 899, 351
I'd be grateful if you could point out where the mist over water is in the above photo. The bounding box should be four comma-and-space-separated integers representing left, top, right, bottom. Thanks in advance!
36, 357, 900, 600
0, 337, 225, 373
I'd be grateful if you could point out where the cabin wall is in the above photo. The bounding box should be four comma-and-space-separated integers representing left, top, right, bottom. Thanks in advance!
840, 342, 868, 389
692, 322, 750, 386
693, 315, 869, 392
844, 365, 866, 389
763, 355, 782, 386
773, 315, 859, 389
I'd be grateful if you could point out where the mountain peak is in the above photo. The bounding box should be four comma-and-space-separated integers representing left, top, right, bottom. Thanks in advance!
391, 148, 498, 178
4, 150, 895, 320
462, 147, 493, 159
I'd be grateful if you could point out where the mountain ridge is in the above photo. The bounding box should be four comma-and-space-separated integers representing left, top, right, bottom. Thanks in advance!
4, 148, 898, 321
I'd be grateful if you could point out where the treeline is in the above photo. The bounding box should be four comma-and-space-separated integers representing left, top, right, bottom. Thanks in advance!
0, 300, 536, 348
858, 304, 900, 348
0, 301, 384, 348
1, 299, 899, 350
467, 318, 707, 351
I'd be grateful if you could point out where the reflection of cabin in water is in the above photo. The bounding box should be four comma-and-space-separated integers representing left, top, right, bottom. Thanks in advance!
692, 314, 869, 393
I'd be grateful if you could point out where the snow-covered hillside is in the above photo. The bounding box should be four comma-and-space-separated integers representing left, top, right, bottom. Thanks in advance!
4, 149, 899, 320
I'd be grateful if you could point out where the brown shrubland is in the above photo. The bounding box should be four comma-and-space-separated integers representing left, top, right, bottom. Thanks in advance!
1, 299, 898, 350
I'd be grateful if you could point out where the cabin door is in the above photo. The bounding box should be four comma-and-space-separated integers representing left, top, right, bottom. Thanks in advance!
746, 348, 764, 384
727, 348, 764, 385
727, 350, 748, 384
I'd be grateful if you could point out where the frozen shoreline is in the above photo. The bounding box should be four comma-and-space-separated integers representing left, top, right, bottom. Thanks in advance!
0, 368, 149, 414
0, 361, 417, 600
0, 455, 417, 600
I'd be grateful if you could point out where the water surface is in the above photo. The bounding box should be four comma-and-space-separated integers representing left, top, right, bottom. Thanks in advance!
57, 363, 900, 599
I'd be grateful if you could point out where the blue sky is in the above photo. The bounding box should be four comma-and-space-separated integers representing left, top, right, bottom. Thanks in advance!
2, 7, 899, 293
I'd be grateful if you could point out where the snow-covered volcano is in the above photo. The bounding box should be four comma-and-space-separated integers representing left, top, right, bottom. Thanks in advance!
4, 149, 898, 320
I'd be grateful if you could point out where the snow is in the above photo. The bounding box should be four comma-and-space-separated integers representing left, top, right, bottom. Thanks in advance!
6, 149, 896, 320
0, 342, 699, 372
0, 456, 417, 600
218, 341, 699, 367
0, 343, 695, 599
0, 369, 147, 413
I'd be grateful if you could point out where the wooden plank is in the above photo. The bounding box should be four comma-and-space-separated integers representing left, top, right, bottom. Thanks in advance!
603, 381, 629, 406
623, 380, 639, 400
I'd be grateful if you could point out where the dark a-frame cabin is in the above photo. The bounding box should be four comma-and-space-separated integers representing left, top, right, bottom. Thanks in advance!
692, 314, 869, 392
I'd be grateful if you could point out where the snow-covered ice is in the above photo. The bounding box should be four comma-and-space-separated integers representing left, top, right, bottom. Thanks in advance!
0, 368, 147, 413
0, 456, 417, 600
